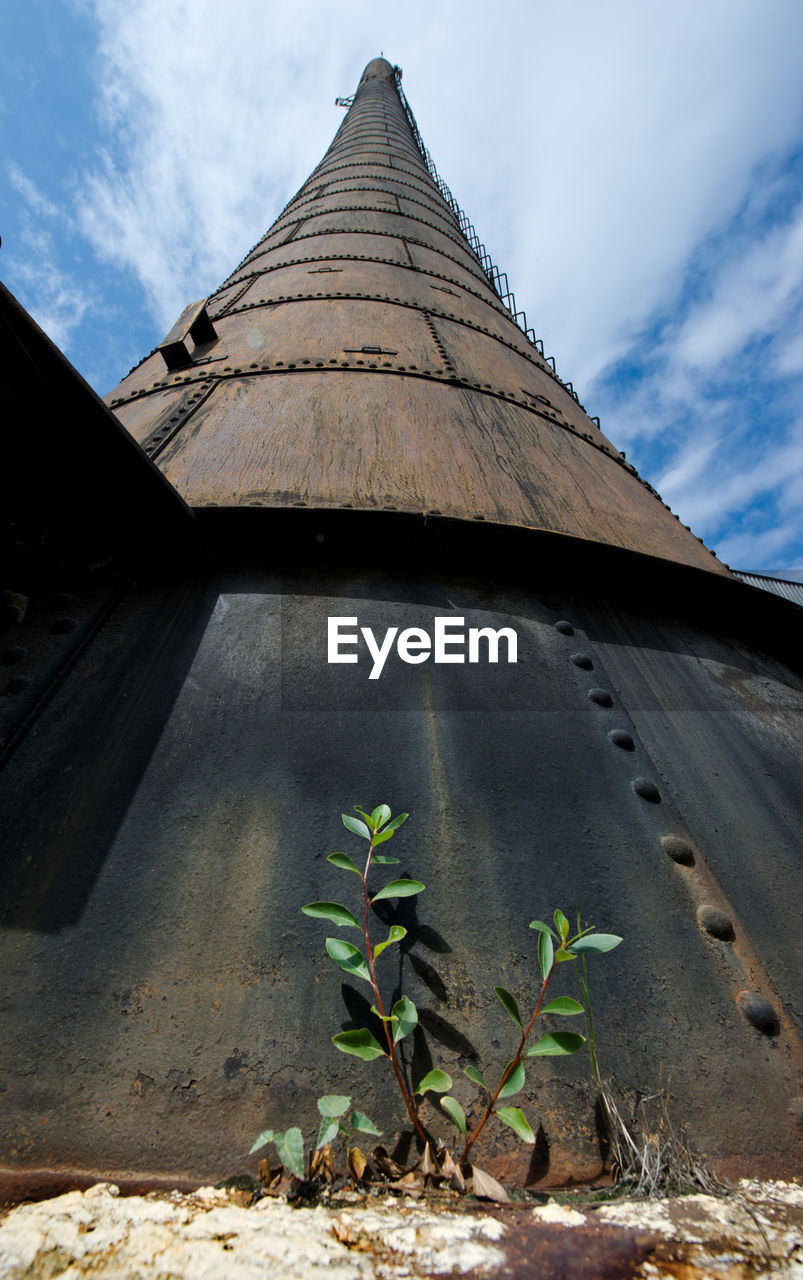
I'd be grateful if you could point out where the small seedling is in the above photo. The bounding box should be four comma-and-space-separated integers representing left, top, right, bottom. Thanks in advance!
250, 1095, 381, 1182
436, 909, 622, 1162
302, 804, 434, 1145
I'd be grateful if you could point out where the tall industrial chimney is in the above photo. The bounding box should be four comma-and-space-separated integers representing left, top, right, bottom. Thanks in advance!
0, 57, 799, 1190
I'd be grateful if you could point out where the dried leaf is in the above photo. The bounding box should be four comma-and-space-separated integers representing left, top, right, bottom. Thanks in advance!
393, 1171, 423, 1196
440, 1148, 466, 1193
470, 1165, 511, 1203
258, 1161, 284, 1195
310, 1143, 336, 1184
347, 1146, 368, 1184
372, 1145, 405, 1179
420, 1141, 440, 1179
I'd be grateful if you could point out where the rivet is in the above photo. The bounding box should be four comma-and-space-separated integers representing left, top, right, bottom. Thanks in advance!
50, 617, 78, 635
555, 621, 574, 636
570, 653, 594, 670
632, 777, 661, 803
697, 905, 734, 940
660, 836, 694, 865
737, 991, 779, 1035
588, 688, 613, 708
608, 729, 635, 751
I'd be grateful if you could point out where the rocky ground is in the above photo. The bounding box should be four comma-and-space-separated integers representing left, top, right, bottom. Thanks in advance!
0, 1178, 800, 1278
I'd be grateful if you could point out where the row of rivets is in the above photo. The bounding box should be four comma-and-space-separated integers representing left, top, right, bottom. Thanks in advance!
552, 607, 777, 1034
271, 184, 455, 236
111, 368, 628, 483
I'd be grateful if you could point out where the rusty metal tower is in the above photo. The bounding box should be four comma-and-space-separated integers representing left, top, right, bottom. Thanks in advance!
0, 58, 800, 1193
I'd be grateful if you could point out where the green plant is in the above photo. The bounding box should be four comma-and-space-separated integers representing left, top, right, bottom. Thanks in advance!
436, 910, 622, 1162
302, 804, 433, 1146
250, 1094, 382, 1181
297, 803, 623, 1175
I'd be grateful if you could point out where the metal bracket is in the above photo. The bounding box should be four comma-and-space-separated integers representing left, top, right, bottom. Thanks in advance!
158, 301, 217, 371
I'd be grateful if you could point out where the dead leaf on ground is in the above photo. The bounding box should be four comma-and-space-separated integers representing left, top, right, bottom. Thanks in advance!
470, 1165, 510, 1203
372, 1145, 405, 1179
420, 1142, 440, 1180
258, 1159, 285, 1194
440, 1148, 466, 1193
310, 1144, 336, 1184
347, 1146, 368, 1184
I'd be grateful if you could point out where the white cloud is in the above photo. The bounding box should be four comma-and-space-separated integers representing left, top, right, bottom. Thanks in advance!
8, 162, 61, 221
672, 204, 803, 371
7, 191, 93, 352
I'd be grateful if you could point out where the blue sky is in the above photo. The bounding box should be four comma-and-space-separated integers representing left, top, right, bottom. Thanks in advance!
2, 0, 803, 573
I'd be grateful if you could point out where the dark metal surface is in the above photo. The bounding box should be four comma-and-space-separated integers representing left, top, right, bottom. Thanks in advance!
0, 560, 800, 1182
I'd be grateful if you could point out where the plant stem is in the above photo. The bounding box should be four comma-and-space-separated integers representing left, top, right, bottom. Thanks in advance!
462, 963, 556, 1163
362, 836, 429, 1147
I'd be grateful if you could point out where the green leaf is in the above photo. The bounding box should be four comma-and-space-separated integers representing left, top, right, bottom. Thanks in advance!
464, 1065, 487, 1090
415, 1069, 453, 1095
553, 909, 569, 939
555, 949, 577, 963
327, 852, 362, 876
497, 1107, 535, 1144
538, 928, 554, 979
440, 1096, 467, 1133
525, 1031, 586, 1057
371, 829, 397, 849
498, 1060, 525, 1099
249, 1128, 275, 1154
541, 996, 584, 1016
325, 937, 371, 983
302, 901, 360, 928
342, 814, 371, 840
351, 1110, 382, 1137
371, 878, 425, 903
332, 1028, 387, 1060
371, 804, 391, 829
391, 995, 418, 1043
317, 1094, 351, 1118
529, 919, 556, 938
494, 986, 522, 1028
374, 924, 408, 959
353, 805, 375, 831
383, 812, 408, 833
569, 933, 623, 955
316, 1116, 340, 1149
278, 1127, 305, 1179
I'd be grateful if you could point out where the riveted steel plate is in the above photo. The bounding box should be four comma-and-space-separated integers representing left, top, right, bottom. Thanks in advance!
230, 231, 413, 282
0, 565, 797, 1180
202, 299, 438, 371
431, 315, 618, 444
152, 372, 726, 573
298, 209, 477, 267
112, 385, 198, 447
405, 240, 496, 297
